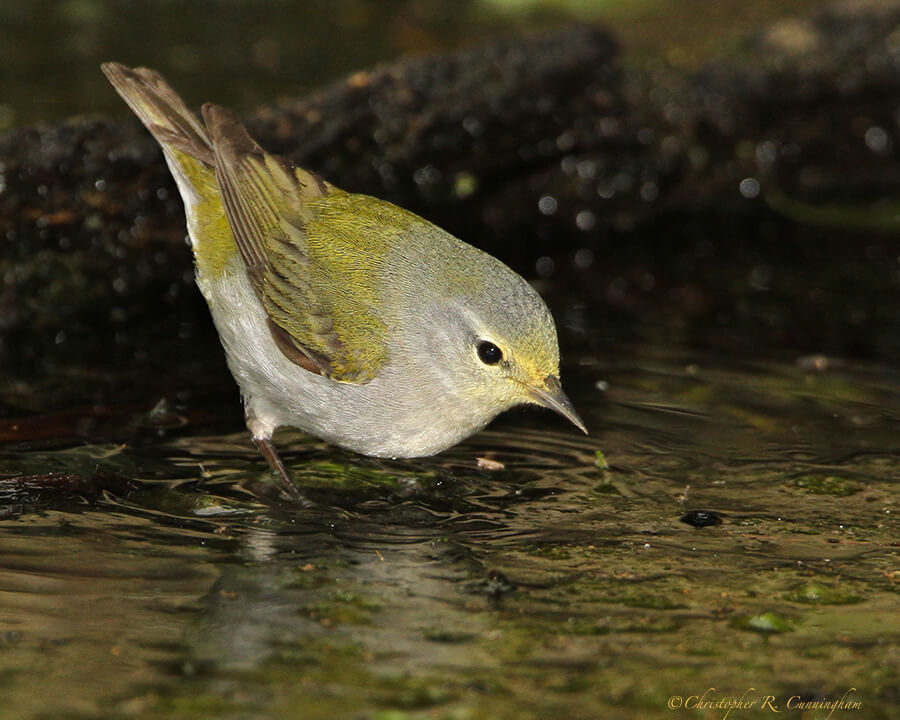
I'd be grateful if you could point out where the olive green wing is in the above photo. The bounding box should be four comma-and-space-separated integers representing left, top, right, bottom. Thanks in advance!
202, 104, 388, 383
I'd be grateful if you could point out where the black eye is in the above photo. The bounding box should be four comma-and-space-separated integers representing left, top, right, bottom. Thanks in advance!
477, 341, 503, 365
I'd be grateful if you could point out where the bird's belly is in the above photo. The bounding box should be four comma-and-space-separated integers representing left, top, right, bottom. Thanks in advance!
195, 264, 488, 458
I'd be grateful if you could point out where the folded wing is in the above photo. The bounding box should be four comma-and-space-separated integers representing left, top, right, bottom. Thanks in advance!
202, 105, 388, 383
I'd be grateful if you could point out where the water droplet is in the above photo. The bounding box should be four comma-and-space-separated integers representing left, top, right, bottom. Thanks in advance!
640, 182, 659, 202
755, 140, 778, 167
865, 126, 890, 154
560, 156, 577, 174
613, 173, 632, 192
574, 248, 594, 268
575, 211, 596, 231
535, 256, 555, 277
750, 264, 772, 290
607, 277, 628, 304
739, 177, 760, 198
639, 272, 656, 291
538, 195, 558, 215
462, 116, 482, 136
661, 135, 681, 156
637, 127, 655, 145
663, 102, 683, 125
576, 160, 596, 180
413, 165, 441, 187
375, 161, 395, 182
555, 130, 575, 152
453, 172, 477, 199
599, 116, 619, 136
597, 184, 614, 200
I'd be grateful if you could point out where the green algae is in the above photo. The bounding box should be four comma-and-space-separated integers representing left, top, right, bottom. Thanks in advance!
784, 583, 863, 606
731, 612, 797, 634
302, 591, 383, 626
791, 475, 861, 497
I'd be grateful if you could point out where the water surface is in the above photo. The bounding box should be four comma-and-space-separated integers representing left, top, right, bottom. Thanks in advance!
2, 344, 896, 719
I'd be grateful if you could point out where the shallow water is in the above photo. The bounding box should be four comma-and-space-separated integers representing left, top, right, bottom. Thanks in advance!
1, 344, 897, 719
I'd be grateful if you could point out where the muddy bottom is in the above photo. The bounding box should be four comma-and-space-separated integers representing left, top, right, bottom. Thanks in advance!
0, 343, 897, 719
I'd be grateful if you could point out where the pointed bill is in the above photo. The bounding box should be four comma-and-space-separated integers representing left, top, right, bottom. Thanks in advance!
529, 375, 588, 434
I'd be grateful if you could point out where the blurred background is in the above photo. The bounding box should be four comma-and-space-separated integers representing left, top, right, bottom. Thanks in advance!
2, 0, 899, 387
2, 0, 827, 129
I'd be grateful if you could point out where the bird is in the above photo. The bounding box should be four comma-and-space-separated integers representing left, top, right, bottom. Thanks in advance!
101, 62, 586, 497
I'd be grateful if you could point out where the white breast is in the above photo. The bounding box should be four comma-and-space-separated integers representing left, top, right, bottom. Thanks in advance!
194, 257, 496, 458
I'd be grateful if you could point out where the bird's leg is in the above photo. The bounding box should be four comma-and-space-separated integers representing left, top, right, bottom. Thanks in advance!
253, 436, 305, 500
246, 412, 305, 501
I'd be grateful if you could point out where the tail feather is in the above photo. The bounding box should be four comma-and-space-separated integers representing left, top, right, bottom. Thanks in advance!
103, 62, 237, 277
101, 62, 214, 166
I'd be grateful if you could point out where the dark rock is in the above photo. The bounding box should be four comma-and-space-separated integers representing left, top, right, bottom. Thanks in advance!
679, 511, 724, 528
0, 28, 625, 404
248, 26, 630, 254
2, 12, 899, 414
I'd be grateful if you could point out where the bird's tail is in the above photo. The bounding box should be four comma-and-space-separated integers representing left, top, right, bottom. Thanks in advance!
102, 62, 234, 275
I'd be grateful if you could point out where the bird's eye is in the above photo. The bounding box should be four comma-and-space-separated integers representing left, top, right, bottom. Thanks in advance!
477, 341, 503, 365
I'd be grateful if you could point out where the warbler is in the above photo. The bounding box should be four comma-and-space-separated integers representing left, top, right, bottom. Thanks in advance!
102, 62, 586, 494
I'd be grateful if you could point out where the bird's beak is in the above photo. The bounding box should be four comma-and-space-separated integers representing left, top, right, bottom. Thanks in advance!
528, 375, 588, 434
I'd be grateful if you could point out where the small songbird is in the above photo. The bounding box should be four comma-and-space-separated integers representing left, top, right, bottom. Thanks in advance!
102, 62, 586, 495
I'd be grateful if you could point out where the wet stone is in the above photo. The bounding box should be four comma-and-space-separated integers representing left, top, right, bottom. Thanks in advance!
679, 510, 724, 527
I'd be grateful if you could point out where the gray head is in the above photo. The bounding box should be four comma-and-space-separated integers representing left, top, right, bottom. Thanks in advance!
392, 239, 586, 434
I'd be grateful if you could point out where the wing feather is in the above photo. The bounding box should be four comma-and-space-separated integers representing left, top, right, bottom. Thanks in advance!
202, 104, 387, 382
